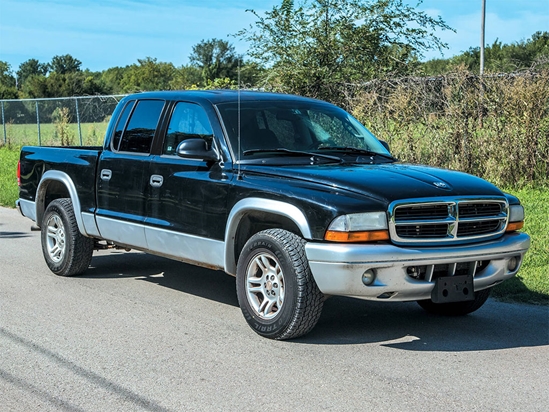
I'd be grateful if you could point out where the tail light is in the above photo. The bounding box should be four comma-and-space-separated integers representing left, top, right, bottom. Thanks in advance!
17, 160, 21, 186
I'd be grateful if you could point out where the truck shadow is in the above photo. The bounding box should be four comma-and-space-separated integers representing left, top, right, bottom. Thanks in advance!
84, 251, 239, 307
303, 296, 549, 351
84, 251, 548, 352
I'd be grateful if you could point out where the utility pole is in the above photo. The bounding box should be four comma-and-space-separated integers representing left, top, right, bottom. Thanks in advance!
479, 0, 487, 128
480, 0, 486, 75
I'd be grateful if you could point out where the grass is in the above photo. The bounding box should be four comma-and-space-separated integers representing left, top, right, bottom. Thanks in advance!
492, 187, 549, 305
1, 122, 109, 147
0, 144, 546, 304
0, 146, 20, 207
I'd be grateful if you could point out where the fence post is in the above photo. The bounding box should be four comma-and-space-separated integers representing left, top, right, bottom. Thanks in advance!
1, 101, 6, 144
36, 101, 41, 146
75, 97, 83, 145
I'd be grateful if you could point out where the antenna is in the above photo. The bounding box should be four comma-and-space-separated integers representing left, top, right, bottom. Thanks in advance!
237, 59, 242, 180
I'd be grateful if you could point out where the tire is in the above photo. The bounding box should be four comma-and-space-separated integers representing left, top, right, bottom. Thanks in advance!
417, 288, 491, 316
41, 198, 94, 277
236, 229, 324, 340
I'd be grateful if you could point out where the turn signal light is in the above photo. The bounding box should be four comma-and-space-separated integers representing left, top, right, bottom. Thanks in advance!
506, 221, 524, 232
17, 160, 21, 187
325, 230, 390, 243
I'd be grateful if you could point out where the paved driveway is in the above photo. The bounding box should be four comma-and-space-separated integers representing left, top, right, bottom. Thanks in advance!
1, 206, 547, 411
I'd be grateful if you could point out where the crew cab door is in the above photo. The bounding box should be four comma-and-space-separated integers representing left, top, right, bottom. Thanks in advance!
144, 101, 229, 267
95, 99, 166, 248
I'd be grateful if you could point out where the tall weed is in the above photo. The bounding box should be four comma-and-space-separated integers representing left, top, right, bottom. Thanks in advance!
351, 69, 549, 188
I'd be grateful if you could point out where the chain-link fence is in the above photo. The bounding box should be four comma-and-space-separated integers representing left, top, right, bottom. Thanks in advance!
0, 95, 126, 146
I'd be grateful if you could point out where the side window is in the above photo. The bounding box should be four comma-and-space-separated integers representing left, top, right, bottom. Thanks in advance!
119, 100, 165, 154
163, 102, 213, 155
112, 100, 135, 151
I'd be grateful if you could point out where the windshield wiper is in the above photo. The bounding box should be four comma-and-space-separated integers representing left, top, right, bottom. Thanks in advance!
317, 146, 397, 161
242, 148, 343, 163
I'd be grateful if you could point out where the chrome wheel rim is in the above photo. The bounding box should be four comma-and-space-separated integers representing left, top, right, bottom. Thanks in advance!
46, 215, 66, 263
245, 252, 285, 320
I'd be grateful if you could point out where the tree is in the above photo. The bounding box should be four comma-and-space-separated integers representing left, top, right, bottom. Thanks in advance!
0, 61, 17, 99
237, 0, 453, 103
16, 59, 49, 89
50, 54, 82, 74
169, 65, 202, 90
119, 57, 176, 92
423, 31, 549, 75
189, 38, 241, 83
101, 66, 128, 94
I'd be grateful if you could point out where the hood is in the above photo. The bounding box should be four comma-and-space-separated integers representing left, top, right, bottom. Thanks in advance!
241, 163, 504, 203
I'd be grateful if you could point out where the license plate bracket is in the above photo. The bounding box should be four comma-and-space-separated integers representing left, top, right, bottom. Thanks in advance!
431, 275, 474, 304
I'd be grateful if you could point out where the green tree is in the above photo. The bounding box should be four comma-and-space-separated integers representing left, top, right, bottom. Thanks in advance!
0, 61, 18, 99
101, 66, 128, 94
50, 54, 82, 74
16, 58, 49, 89
237, 0, 452, 103
424, 31, 549, 75
119, 57, 176, 92
189, 38, 241, 83
169, 65, 202, 89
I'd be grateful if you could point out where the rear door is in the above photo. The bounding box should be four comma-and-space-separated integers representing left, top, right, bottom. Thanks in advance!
95, 99, 166, 248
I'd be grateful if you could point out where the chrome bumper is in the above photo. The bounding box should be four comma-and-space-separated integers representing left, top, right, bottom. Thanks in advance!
305, 232, 530, 301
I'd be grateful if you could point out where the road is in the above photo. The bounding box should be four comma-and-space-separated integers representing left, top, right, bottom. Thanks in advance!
0, 206, 547, 411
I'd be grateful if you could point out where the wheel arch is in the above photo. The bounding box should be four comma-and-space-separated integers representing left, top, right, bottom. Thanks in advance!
36, 171, 87, 236
224, 198, 312, 275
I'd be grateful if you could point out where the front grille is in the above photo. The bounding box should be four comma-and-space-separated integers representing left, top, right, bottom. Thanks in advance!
394, 204, 448, 220
389, 197, 508, 245
457, 220, 501, 236
459, 203, 502, 217
396, 224, 448, 238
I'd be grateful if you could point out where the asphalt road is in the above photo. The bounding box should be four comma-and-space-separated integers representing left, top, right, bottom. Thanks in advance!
0, 206, 548, 412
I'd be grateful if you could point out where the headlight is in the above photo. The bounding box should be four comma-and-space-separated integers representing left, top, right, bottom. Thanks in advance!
509, 205, 524, 222
325, 212, 389, 242
507, 205, 525, 232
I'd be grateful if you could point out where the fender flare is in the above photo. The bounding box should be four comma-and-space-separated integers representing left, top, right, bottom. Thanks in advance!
224, 198, 312, 275
36, 170, 88, 236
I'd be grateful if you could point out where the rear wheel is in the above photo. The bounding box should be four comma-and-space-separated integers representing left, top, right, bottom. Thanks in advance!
41, 198, 94, 277
417, 288, 491, 316
236, 229, 324, 340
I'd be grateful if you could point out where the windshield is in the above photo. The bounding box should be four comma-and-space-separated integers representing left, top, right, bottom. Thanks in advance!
216, 100, 390, 161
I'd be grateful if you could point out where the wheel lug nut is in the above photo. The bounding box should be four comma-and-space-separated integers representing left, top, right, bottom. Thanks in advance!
271, 275, 275, 281
274, 283, 278, 288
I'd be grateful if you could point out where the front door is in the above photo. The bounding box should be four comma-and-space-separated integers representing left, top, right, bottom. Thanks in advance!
145, 101, 230, 268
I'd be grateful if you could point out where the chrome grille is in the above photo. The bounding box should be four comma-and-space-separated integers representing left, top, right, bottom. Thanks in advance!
388, 197, 509, 245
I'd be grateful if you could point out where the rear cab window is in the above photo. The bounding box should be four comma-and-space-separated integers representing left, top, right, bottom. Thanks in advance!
112, 99, 165, 154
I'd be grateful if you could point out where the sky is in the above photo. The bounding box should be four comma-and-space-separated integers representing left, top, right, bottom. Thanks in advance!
0, 0, 548, 73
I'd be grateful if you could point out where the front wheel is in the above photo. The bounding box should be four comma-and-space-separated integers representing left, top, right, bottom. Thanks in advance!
417, 288, 491, 316
236, 229, 324, 340
41, 198, 94, 277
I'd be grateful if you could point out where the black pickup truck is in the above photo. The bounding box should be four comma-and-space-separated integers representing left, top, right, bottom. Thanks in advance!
17, 90, 530, 339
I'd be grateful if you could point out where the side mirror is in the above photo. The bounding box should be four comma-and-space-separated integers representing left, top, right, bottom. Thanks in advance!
379, 140, 391, 153
176, 138, 219, 162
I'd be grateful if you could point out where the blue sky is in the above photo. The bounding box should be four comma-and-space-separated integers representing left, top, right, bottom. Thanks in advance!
0, 0, 548, 72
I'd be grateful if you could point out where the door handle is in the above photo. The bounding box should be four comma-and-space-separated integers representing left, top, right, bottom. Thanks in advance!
150, 174, 164, 188
100, 169, 112, 181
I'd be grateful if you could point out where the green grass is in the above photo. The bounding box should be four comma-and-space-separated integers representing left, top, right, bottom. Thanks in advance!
0, 146, 20, 207
492, 187, 549, 305
0, 145, 546, 304
2, 122, 108, 147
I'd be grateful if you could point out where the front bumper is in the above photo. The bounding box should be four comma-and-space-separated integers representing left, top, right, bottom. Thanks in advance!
305, 232, 530, 301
